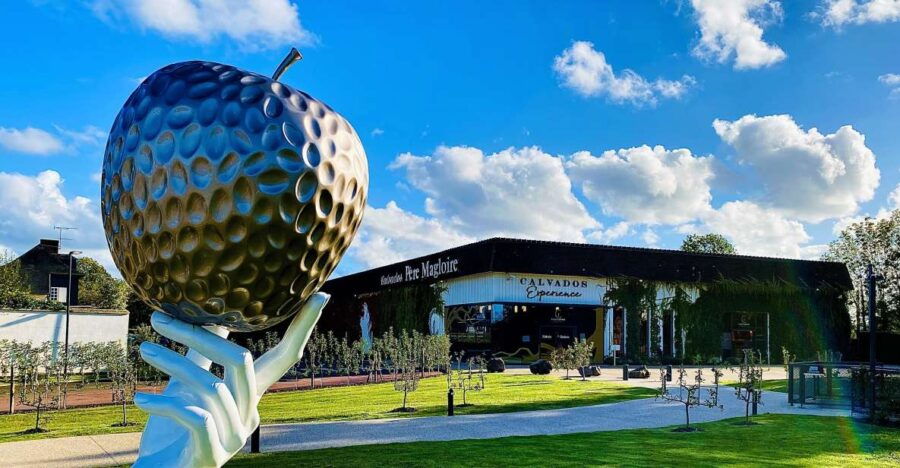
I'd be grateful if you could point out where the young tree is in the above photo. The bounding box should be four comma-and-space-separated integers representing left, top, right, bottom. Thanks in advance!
16, 343, 59, 433
680, 233, 736, 255
335, 336, 358, 385
108, 344, 137, 426
657, 365, 721, 431
391, 330, 420, 412
447, 353, 486, 407
733, 349, 764, 425
572, 338, 595, 381
304, 329, 327, 388
549, 346, 577, 380
367, 335, 384, 383
782, 346, 794, 374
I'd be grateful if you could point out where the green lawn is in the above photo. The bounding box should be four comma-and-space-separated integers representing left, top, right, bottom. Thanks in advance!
0, 374, 654, 443
724, 379, 788, 393
228, 414, 900, 467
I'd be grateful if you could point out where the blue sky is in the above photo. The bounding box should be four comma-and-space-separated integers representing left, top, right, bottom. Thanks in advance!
0, 0, 898, 276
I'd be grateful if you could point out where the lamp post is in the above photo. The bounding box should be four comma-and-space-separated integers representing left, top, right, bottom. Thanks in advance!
865, 264, 882, 422
63, 250, 82, 377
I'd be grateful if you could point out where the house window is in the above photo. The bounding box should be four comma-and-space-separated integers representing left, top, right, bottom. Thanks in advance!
50, 287, 67, 303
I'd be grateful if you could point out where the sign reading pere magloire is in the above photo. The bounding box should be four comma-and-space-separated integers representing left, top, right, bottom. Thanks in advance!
380, 257, 460, 286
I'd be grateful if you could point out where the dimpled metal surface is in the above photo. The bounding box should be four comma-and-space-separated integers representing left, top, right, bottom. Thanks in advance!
100, 61, 368, 332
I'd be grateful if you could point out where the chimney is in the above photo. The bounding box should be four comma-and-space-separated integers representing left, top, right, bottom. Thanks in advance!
39, 239, 60, 255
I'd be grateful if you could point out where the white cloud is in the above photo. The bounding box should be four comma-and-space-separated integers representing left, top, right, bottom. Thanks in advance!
878, 73, 900, 98
889, 183, 900, 209
586, 222, 632, 244
713, 114, 879, 222
831, 183, 900, 234
54, 125, 107, 147
701, 201, 811, 258
879, 73, 900, 85
641, 229, 661, 246
370, 128, 384, 137
391, 145, 600, 242
818, 0, 900, 27
0, 127, 64, 155
553, 41, 696, 106
89, 0, 314, 49
348, 202, 474, 269
690, 0, 787, 69
566, 145, 715, 225
0, 170, 116, 272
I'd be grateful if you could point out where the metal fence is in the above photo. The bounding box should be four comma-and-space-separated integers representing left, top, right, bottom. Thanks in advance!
788, 361, 900, 424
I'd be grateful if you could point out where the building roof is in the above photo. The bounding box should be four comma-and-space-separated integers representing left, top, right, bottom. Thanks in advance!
15, 239, 82, 296
324, 237, 853, 294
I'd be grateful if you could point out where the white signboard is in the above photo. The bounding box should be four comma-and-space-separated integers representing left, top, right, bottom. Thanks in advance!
442, 273, 606, 306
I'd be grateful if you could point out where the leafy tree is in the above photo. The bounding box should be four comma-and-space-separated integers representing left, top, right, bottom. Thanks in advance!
77, 257, 129, 309
0, 250, 30, 306
680, 233, 736, 255
824, 211, 900, 333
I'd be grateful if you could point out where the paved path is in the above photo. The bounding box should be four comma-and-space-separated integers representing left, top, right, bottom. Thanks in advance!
0, 390, 847, 467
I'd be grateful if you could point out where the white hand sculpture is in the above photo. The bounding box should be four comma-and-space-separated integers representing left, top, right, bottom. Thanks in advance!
133, 293, 329, 468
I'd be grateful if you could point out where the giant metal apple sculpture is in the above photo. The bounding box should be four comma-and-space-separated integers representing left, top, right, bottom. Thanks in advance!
101, 50, 368, 332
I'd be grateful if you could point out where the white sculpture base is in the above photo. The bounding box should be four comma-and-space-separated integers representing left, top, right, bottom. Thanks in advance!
133, 293, 328, 468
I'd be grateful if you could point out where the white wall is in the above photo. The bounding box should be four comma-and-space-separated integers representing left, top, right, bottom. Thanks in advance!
0, 310, 129, 347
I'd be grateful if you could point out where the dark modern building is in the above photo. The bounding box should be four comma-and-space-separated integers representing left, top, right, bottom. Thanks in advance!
14, 239, 82, 305
321, 238, 853, 364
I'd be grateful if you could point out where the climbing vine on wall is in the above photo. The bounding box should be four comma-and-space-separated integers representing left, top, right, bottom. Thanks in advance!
374, 283, 447, 336
604, 277, 850, 362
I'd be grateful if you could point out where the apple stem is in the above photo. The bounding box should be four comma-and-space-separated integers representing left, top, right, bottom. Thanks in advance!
273, 48, 303, 82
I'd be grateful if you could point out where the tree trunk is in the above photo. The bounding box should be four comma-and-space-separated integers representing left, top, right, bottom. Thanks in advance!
685, 403, 690, 429
402, 389, 408, 409
35, 406, 40, 431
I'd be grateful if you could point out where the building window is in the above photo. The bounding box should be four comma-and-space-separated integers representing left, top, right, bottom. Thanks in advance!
49, 287, 67, 303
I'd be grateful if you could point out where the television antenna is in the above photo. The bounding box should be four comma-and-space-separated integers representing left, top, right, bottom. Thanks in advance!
53, 225, 77, 250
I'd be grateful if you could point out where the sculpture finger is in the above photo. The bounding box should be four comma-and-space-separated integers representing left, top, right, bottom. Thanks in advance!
133, 393, 226, 465
150, 312, 257, 423
254, 293, 329, 395
140, 342, 245, 451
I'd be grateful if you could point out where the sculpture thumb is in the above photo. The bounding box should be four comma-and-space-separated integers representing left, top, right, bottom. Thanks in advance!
253, 292, 329, 395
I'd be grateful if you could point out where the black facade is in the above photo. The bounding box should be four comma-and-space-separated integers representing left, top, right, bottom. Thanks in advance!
319, 238, 853, 362
15, 239, 82, 305
324, 237, 852, 294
